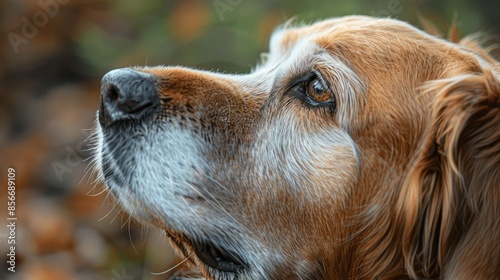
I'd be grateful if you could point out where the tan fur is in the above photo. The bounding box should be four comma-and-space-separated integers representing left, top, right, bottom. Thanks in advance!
95, 16, 500, 279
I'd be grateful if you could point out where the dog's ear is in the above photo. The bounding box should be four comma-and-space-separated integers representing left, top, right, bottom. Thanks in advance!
397, 68, 500, 278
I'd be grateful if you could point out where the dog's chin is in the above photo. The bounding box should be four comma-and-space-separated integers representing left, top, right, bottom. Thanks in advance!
95, 119, 216, 230
102, 178, 157, 224
103, 182, 206, 277
104, 176, 248, 279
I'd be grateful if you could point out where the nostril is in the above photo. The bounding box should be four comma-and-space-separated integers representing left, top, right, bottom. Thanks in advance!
105, 85, 119, 104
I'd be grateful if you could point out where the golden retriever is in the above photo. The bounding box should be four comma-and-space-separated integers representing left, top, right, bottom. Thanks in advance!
91, 16, 500, 279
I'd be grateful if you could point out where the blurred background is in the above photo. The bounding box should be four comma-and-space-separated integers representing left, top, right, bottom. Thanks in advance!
0, 0, 499, 279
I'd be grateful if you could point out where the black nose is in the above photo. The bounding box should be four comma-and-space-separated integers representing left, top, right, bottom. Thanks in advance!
99, 68, 159, 128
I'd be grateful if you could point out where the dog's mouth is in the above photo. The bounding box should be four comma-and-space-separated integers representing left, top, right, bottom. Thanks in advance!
97, 127, 247, 276
166, 231, 247, 275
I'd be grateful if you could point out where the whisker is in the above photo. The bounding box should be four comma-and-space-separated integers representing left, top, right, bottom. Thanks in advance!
80, 159, 99, 185
87, 186, 107, 197
128, 216, 139, 255
108, 209, 122, 225
150, 253, 194, 276
98, 202, 118, 222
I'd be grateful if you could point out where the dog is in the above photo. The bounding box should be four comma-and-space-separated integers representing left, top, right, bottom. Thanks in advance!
91, 16, 500, 279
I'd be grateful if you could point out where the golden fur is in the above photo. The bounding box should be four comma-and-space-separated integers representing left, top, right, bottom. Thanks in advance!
94, 16, 500, 279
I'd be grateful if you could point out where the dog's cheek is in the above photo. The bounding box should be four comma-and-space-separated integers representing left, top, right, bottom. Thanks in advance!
253, 111, 359, 196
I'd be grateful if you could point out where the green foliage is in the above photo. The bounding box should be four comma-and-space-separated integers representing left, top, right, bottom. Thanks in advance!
75, 0, 488, 74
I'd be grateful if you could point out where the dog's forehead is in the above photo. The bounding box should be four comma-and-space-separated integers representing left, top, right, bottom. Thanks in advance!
268, 15, 430, 64
270, 17, 345, 47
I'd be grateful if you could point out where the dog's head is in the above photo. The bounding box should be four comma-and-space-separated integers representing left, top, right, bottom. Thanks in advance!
92, 16, 500, 279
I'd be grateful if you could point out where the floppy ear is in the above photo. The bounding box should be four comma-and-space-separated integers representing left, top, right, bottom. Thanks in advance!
397, 69, 500, 279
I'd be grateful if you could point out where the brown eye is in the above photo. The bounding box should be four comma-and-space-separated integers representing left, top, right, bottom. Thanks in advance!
288, 72, 336, 111
307, 78, 331, 103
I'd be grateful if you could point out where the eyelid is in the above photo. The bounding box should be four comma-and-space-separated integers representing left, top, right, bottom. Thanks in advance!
286, 69, 333, 93
285, 72, 316, 92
